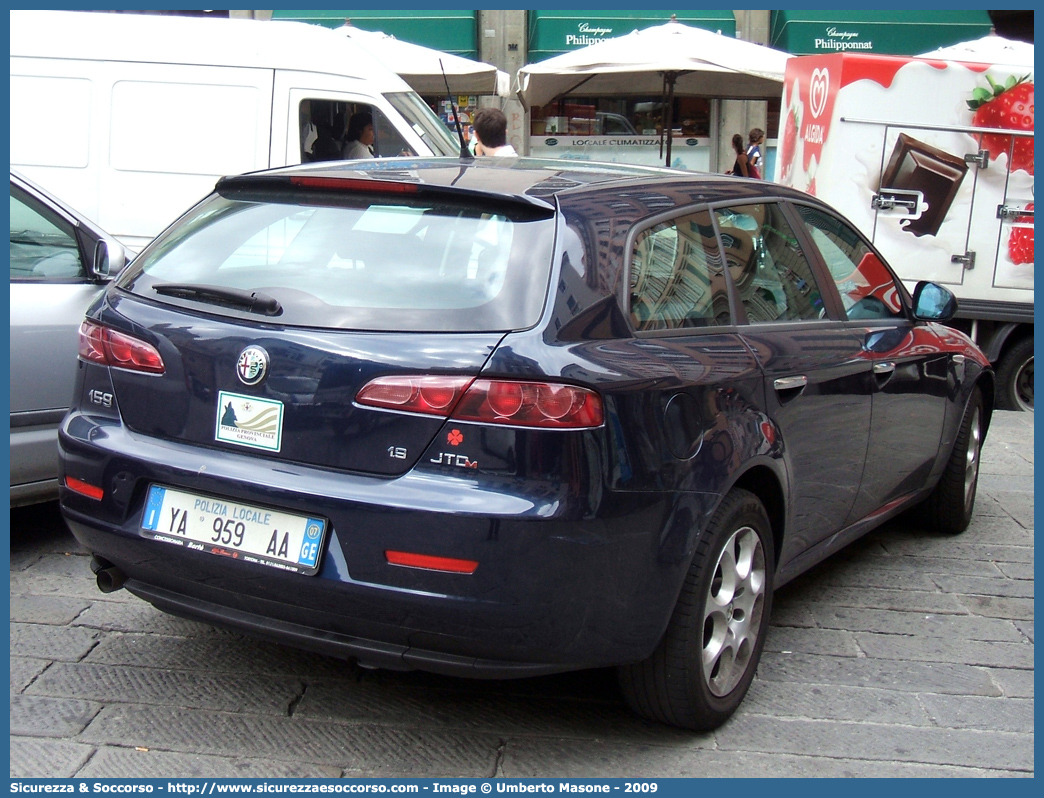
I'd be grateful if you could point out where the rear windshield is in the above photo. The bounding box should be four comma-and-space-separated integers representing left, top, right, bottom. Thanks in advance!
119, 192, 557, 332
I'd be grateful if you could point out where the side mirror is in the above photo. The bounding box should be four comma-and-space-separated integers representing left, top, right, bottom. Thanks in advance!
912, 280, 957, 322
93, 239, 127, 280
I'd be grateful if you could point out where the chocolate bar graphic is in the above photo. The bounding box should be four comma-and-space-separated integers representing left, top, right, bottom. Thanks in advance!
881, 133, 968, 237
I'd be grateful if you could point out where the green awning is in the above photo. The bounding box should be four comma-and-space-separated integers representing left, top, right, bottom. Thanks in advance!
272, 9, 478, 58
770, 10, 993, 57
528, 10, 736, 61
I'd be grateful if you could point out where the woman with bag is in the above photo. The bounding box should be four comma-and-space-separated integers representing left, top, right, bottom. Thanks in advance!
727, 133, 752, 177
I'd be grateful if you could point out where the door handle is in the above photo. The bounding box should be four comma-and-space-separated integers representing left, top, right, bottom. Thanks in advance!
873, 361, 896, 388
773, 375, 808, 404
773, 375, 808, 390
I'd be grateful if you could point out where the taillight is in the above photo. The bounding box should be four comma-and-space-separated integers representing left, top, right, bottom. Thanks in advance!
78, 321, 165, 374
356, 376, 473, 415
356, 376, 603, 429
454, 380, 603, 428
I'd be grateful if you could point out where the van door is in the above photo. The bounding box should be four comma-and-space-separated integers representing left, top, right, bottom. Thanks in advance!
273, 72, 432, 167
991, 151, 1034, 292
869, 124, 980, 288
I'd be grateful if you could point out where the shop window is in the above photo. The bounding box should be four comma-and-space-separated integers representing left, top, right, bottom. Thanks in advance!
714, 203, 826, 323
531, 96, 711, 138
629, 209, 730, 331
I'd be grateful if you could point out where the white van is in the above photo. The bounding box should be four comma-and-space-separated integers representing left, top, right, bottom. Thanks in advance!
10, 11, 461, 250
775, 52, 1034, 410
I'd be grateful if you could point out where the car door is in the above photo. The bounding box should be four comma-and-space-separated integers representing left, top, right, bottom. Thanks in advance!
713, 201, 874, 567
792, 202, 951, 523
625, 206, 765, 496
9, 178, 110, 497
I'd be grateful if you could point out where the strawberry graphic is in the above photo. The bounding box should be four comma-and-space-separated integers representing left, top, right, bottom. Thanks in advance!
1008, 203, 1034, 265
968, 75, 1034, 175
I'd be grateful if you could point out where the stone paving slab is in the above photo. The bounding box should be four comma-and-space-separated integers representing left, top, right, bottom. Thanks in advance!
10, 737, 94, 779
8, 411, 1034, 777
78, 705, 501, 777
27, 662, 306, 715
76, 747, 341, 779
498, 738, 1029, 778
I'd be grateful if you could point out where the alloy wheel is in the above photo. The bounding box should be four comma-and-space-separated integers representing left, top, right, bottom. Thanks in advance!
702, 525, 767, 696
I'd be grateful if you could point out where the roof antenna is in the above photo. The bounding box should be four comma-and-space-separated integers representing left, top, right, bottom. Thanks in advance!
441, 58, 474, 160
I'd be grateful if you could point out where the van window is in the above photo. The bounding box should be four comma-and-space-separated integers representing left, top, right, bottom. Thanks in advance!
300, 100, 414, 163
385, 92, 462, 157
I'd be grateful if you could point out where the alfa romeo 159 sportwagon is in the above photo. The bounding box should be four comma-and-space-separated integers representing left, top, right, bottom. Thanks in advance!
59, 158, 991, 730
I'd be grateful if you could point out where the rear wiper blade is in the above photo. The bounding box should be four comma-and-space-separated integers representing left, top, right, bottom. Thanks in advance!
152, 283, 282, 316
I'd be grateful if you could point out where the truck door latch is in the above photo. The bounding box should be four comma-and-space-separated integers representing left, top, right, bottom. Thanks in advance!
998, 204, 1034, 221
964, 150, 990, 169
871, 194, 919, 212
951, 251, 976, 270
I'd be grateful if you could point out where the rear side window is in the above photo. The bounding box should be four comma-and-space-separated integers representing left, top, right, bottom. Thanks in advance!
714, 203, 827, 323
629, 209, 730, 331
121, 192, 556, 333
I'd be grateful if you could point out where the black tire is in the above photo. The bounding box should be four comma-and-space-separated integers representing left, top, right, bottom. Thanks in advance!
618, 489, 774, 731
923, 387, 984, 534
995, 338, 1033, 411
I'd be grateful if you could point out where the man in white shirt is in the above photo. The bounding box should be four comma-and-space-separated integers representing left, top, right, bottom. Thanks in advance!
473, 108, 517, 157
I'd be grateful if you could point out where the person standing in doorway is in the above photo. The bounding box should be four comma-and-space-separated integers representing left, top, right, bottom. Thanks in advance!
472, 108, 517, 157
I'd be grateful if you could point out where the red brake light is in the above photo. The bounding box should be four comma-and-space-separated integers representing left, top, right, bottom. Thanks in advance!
356, 376, 472, 415
288, 176, 419, 194
78, 321, 165, 374
356, 376, 603, 429
454, 380, 603, 429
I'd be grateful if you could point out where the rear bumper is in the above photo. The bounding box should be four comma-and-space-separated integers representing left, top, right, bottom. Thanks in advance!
60, 414, 717, 676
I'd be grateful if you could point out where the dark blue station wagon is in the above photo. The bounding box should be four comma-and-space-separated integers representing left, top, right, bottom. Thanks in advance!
59, 158, 992, 730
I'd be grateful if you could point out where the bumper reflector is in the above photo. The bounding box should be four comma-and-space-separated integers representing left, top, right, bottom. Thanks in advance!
385, 550, 479, 574
65, 476, 104, 500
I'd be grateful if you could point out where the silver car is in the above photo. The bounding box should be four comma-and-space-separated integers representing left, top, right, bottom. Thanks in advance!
9, 171, 128, 506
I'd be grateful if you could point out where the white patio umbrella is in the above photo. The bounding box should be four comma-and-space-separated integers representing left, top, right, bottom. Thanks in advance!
336, 25, 509, 96
917, 34, 1033, 67
516, 18, 790, 165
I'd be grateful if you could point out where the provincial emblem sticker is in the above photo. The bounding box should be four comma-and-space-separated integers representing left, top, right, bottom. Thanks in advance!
215, 390, 284, 452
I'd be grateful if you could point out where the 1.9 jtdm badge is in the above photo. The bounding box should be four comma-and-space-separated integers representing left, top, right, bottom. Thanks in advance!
237, 346, 269, 386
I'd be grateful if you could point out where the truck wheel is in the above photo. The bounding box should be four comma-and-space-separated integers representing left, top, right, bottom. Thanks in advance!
617, 489, 773, 731
996, 338, 1033, 411
923, 388, 983, 534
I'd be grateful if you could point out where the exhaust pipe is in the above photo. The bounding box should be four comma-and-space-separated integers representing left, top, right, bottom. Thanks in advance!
90, 556, 127, 593
96, 566, 127, 593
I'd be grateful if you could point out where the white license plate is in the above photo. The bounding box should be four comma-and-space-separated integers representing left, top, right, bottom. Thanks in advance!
141, 485, 326, 575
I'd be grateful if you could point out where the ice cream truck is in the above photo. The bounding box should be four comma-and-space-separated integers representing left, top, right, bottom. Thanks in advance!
774, 52, 1033, 410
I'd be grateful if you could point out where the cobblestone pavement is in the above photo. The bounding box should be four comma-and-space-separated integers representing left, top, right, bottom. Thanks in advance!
9, 412, 1034, 778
